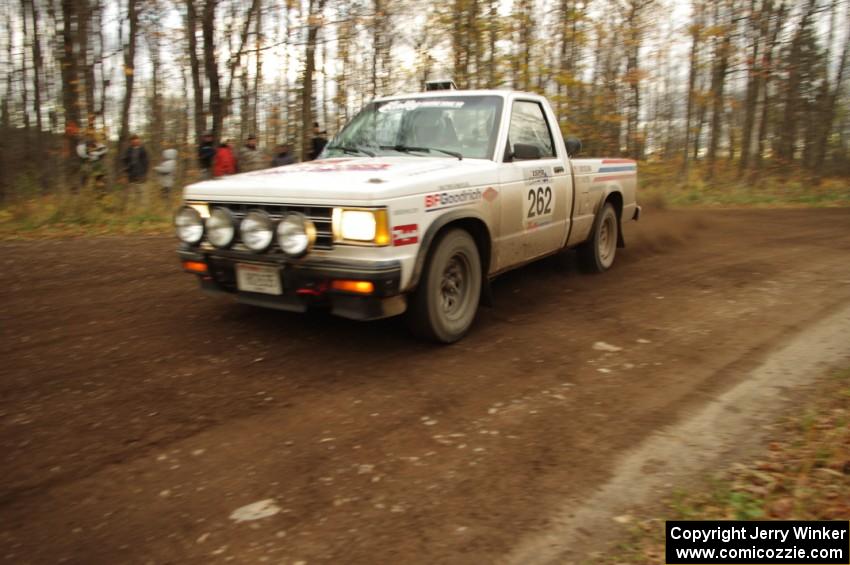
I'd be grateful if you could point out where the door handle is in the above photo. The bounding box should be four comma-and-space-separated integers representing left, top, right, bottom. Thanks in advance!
554, 166, 565, 174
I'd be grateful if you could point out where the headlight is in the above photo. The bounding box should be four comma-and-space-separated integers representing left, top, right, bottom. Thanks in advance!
333, 208, 390, 245
240, 210, 275, 252
174, 205, 204, 244
277, 213, 316, 258
206, 207, 236, 249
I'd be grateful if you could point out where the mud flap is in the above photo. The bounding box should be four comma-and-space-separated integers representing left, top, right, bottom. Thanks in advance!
617, 218, 626, 248
620, 205, 640, 248
480, 278, 494, 307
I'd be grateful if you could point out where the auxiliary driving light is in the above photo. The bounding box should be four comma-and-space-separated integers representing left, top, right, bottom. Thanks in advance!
240, 210, 275, 252
174, 206, 204, 244
206, 207, 236, 249
276, 213, 317, 258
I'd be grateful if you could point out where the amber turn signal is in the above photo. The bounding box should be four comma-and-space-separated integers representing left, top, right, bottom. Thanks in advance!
330, 280, 375, 294
182, 260, 208, 274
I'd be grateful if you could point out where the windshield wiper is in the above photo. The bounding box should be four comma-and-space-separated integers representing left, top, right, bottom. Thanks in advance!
380, 144, 462, 160
325, 144, 376, 157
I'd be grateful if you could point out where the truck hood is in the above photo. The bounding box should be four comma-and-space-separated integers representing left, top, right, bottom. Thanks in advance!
184, 156, 500, 204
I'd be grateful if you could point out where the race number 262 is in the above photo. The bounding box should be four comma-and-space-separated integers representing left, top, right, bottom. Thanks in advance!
527, 186, 553, 219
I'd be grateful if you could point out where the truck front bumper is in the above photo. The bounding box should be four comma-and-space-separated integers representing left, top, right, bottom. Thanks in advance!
177, 245, 406, 321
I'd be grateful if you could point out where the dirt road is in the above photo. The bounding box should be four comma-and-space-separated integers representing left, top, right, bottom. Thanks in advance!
1, 208, 850, 564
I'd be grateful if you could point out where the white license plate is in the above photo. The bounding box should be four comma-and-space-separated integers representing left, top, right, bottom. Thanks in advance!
236, 263, 282, 295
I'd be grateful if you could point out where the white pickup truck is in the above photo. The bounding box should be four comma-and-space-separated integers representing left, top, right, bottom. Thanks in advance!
175, 87, 639, 342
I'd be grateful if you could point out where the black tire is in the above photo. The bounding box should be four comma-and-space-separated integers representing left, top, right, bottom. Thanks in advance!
578, 202, 618, 273
407, 229, 482, 343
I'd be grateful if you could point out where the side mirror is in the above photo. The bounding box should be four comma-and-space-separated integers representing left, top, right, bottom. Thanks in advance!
512, 143, 542, 161
565, 137, 582, 157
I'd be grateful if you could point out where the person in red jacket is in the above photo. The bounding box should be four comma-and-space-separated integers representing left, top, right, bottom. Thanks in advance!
212, 140, 238, 177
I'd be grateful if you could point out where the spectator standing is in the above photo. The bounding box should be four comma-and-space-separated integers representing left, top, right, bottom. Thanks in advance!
76, 138, 108, 196
239, 134, 266, 172
272, 143, 296, 167
213, 140, 237, 177
154, 148, 178, 201
123, 134, 150, 208
123, 134, 149, 182
198, 131, 216, 179
308, 122, 328, 161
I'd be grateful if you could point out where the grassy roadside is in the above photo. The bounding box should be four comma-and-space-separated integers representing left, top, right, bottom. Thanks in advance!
603, 367, 850, 564
639, 162, 850, 209
0, 190, 176, 240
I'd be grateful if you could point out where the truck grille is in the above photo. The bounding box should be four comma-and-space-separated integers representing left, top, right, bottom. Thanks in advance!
207, 201, 334, 251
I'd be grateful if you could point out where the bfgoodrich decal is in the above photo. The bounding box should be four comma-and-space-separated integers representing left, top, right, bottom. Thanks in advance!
424, 188, 483, 212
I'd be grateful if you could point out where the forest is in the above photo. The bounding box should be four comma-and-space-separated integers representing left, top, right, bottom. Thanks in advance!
1, 0, 849, 219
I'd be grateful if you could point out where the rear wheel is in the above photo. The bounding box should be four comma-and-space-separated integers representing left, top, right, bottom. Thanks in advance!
578, 202, 618, 272
407, 229, 482, 343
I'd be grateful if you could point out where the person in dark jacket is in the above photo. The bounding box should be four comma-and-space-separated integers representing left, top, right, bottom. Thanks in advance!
198, 131, 216, 179
122, 134, 149, 183
122, 134, 150, 208
272, 143, 296, 167
308, 122, 328, 161
213, 140, 238, 177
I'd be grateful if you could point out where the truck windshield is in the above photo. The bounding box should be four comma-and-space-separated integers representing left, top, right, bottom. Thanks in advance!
324, 95, 503, 160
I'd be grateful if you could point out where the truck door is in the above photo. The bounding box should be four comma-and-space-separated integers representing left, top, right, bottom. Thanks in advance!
496, 99, 572, 270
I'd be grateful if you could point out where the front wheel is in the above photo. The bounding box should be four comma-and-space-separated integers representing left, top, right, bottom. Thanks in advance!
407, 229, 482, 343
578, 202, 618, 273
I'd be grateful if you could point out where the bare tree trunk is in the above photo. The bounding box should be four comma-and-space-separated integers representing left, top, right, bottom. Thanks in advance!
25, 0, 47, 189
681, 2, 702, 176
147, 17, 163, 160
301, 0, 328, 161
0, 3, 12, 203
739, 0, 769, 174
321, 33, 329, 130
706, 1, 731, 181
811, 7, 849, 179
202, 0, 222, 140
556, 0, 571, 123
623, 0, 655, 159
61, 0, 83, 190
754, 1, 784, 172
27, 0, 44, 135
20, 0, 31, 132
372, 0, 382, 96
518, 0, 533, 91
487, 0, 497, 87
179, 61, 191, 183
185, 0, 205, 142
116, 0, 139, 177
95, 0, 107, 131
776, 0, 817, 165
222, 0, 260, 137
470, 0, 480, 88
252, 1, 262, 138
335, 7, 351, 130
79, 0, 96, 131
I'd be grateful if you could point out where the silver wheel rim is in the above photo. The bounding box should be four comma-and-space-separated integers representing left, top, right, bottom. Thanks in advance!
598, 212, 616, 267
440, 252, 472, 321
